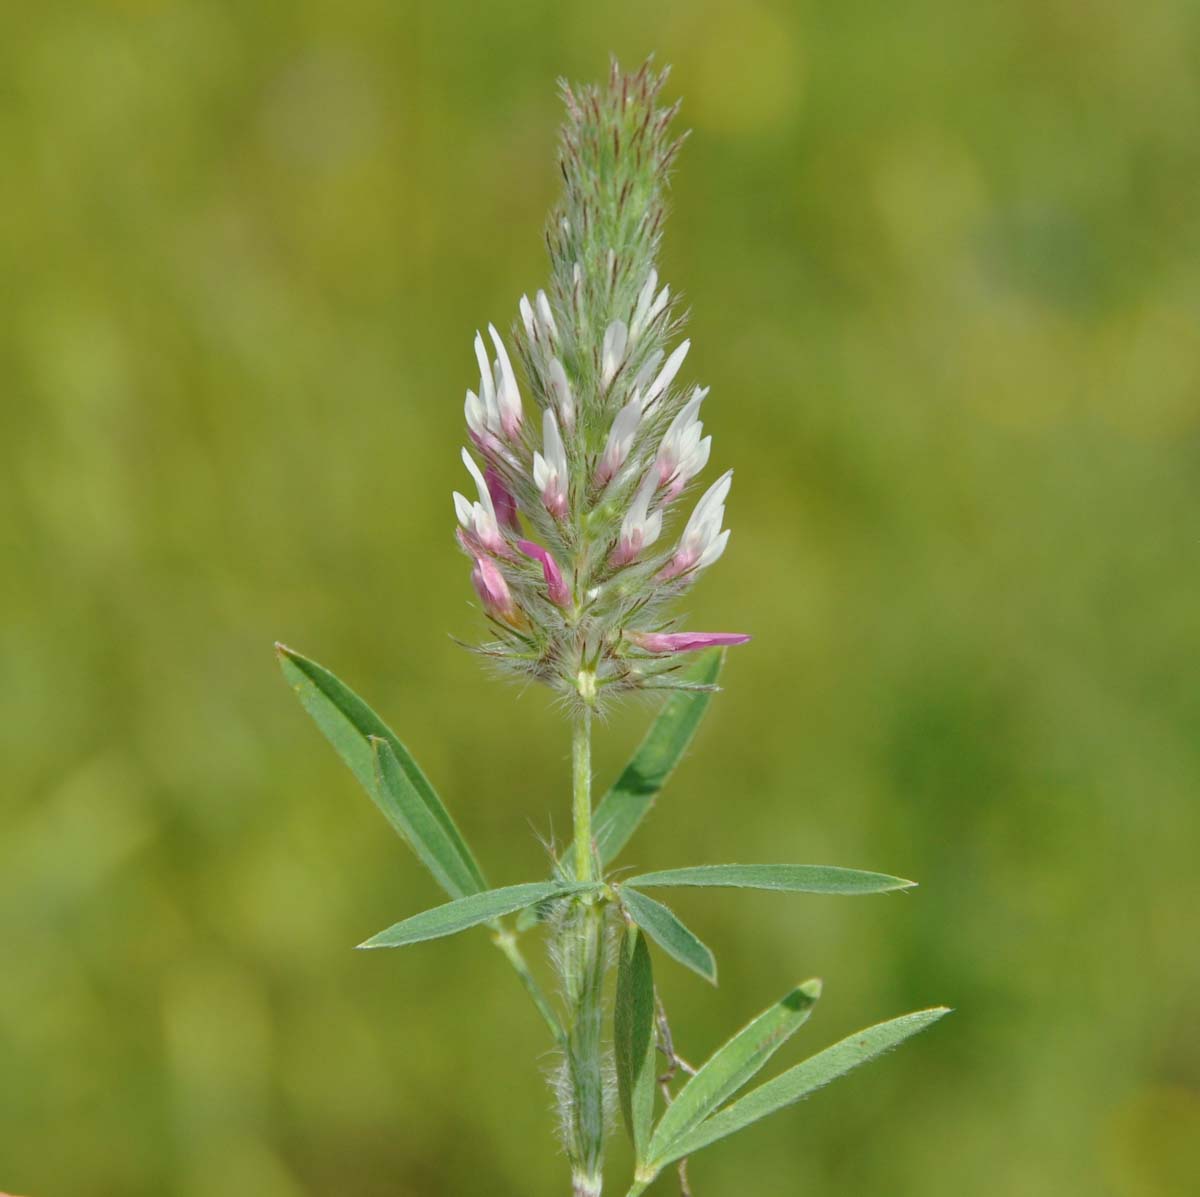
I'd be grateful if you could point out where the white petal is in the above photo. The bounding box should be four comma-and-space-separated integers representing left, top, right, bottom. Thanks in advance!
631, 268, 659, 337
543, 408, 567, 477
602, 319, 629, 388
697, 528, 730, 569
548, 357, 575, 428
644, 339, 690, 407
488, 323, 522, 422
474, 332, 495, 409
519, 295, 535, 339
453, 492, 473, 526
642, 507, 663, 550
536, 290, 558, 338
464, 390, 486, 435
461, 447, 496, 519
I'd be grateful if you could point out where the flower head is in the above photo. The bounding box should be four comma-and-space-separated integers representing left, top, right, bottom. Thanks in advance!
451, 62, 748, 701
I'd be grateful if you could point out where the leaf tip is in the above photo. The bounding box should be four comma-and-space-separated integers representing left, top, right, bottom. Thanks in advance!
799, 977, 823, 1001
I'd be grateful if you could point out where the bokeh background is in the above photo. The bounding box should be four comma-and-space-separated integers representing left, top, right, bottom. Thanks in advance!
3, 1, 1198, 1194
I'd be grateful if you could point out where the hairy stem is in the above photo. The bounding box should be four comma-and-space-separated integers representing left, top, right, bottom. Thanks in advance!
573, 704, 594, 883
562, 703, 607, 1194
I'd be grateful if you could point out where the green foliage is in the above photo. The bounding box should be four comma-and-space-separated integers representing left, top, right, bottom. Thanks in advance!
277, 645, 486, 898
651, 1008, 952, 1171
359, 881, 598, 949
591, 649, 724, 865
646, 979, 821, 1166
614, 925, 657, 1159
619, 886, 717, 984
626, 863, 915, 894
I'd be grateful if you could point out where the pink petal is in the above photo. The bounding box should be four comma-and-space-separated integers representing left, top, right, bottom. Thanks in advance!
626, 631, 751, 654
517, 539, 572, 608
485, 468, 521, 531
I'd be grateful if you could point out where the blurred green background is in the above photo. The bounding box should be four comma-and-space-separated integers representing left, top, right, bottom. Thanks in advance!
3, 1, 1199, 1194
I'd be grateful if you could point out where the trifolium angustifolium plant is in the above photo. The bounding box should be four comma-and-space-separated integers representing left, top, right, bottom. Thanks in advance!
279, 57, 948, 1197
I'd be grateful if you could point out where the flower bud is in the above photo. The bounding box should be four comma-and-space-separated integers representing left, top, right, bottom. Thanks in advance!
471, 556, 522, 625
519, 539, 572, 608
626, 630, 751, 654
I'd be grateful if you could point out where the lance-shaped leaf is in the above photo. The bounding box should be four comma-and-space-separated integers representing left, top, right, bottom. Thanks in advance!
651, 1007, 951, 1170
627, 864, 915, 895
589, 649, 723, 866
648, 979, 821, 1163
359, 881, 599, 949
620, 887, 717, 985
614, 925, 657, 1159
277, 644, 486, 898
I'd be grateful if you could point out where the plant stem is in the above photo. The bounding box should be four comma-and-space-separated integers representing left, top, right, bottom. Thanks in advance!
564, 700, 606, 1195
492, 926, 565, 1044
573, 704, 594, 882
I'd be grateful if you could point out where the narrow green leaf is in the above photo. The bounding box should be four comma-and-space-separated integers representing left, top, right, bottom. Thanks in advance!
620, 887, 717, 985
648, 979, 821, 1161
615, 925, 657, 1159
359, 882, 598, 949
590, 649, 724, 865
277, 644, 486, 898
653, 1008, 951, 1169
627, 864, 915, 895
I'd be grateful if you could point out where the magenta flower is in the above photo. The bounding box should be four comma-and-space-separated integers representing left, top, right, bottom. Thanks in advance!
518, 539, 572, 609
626, 630, 750, 654
485, 467, 521, 531
471, 556, 522, 626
